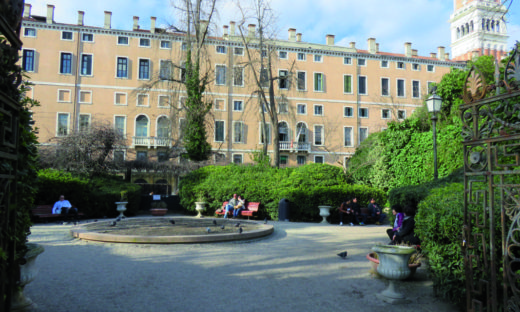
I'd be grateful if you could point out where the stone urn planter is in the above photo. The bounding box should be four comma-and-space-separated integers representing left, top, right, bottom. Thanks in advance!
371, 245, 416, 304
195, 202, 206, 218
115, 201, 128, 218
11, 243, 45, 311
366, 252, 421, 278
318, 205, 332, 224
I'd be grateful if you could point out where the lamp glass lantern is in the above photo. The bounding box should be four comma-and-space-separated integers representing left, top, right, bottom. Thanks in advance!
426, 93, 442, 114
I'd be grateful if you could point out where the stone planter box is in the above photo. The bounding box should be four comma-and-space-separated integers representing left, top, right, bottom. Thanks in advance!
367, 252, 421, 278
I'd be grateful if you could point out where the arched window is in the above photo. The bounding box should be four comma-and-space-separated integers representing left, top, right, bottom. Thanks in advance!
482, 19, 485, 30
278, 121, 289, 142
457, 27, 460, 39
136, 115, 149, 137
157, 116, 169, 138
486, 19, 490, 31
296, 122, 307, 143
470, 21, 474, 32
465, 23, 470, 35
461, 26, 465, 36
491, 20, 495, 32
496, 21, 500, 32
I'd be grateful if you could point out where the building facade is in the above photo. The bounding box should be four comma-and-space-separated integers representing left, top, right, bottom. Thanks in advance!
450, 0, 509, 61
21, 3, 465, 172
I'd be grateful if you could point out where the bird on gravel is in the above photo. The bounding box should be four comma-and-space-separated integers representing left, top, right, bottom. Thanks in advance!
235, 222, 240, 227
73, 221, 77, 226
94, 220, 98, 222
213, 220, 217, 226
337, 251, 348, 259
238, 227, 243, 234
206, 227, 211, 233
264, 217, 268, 224
169, 219, 175, 225
220, 224, 225, 230
116, 216, 122, 222
109, 221, 117, 226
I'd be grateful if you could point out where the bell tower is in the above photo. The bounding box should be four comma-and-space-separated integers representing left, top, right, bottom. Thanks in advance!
450, 0, 509, 61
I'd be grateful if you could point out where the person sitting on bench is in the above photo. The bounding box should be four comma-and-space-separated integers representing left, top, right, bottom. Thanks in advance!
224, 194, 238, 219
52, 195, 78, 218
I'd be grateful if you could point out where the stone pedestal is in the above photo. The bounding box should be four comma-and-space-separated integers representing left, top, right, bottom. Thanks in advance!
115, 201, 128, 218
318, 206, 332, 224
195, 202, 206, 218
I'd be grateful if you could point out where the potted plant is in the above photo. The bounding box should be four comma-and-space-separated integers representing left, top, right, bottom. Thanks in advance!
195, 191, 207, 218
150, 201, 168, 216
367, 247, 423, 278
115, 191, 128, 218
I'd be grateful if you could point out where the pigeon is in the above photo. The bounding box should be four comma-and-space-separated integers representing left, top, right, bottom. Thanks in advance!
206, 227, 211, 233
169, 219, 175, 225
235, 222, 240, 227
264, 217, 268, 224
116, 216, 122, 222
220, 224, 225, 230
213, 220, 217, 226
109, 221, 117, 226
238, 227, 243, 234
73, 221, 77, 226
337, 251, 348, 259
94, 220, 98, 222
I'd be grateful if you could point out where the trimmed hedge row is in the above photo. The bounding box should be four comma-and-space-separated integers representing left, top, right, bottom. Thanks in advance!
35, 169, 141, 218
179, 163, 385, 221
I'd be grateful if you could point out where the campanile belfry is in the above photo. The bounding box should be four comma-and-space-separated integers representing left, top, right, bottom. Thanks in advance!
450, 0, 509, 61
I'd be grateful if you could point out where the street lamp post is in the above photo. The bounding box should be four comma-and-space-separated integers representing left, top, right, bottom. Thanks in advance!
426, 89, 443, 180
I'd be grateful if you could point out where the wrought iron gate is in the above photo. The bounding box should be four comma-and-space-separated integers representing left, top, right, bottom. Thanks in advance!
461, 44, 520, 312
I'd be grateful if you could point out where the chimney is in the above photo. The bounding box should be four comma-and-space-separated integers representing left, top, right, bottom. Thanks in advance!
296, 33, 302, 42
150, 17, 156, 34
350, 42, 356, 49
412, 49, 418, 57
404, 42, 412, 57
288, 28, 296, 41
23, 3, 31, 18
229, 21, 236, 36
77, 11, 84, 26
430, 52, 437, 58
133, 16, 139, 31
438, 46, 446, 60
248, 24, 256, 37
46, 4, 54, 24
223, 25, 229, 38
104, 11, 112, 29
367, 38, 376, 54
326, 34, 335, 46
376, 43, 379, 53
445, 52, 450, 60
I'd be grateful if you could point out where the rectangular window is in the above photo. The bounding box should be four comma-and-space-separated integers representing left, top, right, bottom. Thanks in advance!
344, 57, 352, 65
115, 93, 127, 105
314, 125, 323, 145
158, 152, 168, 162
381, 60, 389, 68
24, 28, 36, 37
233, 67, 244, 86
261, 50, 268, 58
398, 110, 406, 119
381, 78, 389, 96
279, 70, 289, 89
22, 50, 34, 71
397, 79, 405, 97
160, 40, 171, 49
412, 63, 420, 71
397, 62, 405, 69
359, 107, 368, 118
314, 156, 324, 164
215, 120, 225, 142
82, 33, 93, 42
214, 99, 225, 111
58, 89, 71, 102
412, 80, 420, 98
215, 65, 226, 85
78, 90, 92, 104
279, 100, 288, 114
114, 151, 125, 162
137, 94, 149, 106
297, 53, 306, 61
279, 51, 288, 59
158, 95, 170, 108
118, 36, 129, 45
116, 57, 128, 78
343, 75, 352, 93
297, 155, 306, 165
57, 113, 69, 136
280, 155, 288, 165
314, 105, 323, 116
297, 71, 306, 91
314, 73, 324, 92
81, 54, 92, 76
260, 123, 271, 144
382, 109, 390, 119
427, 64, 435, 72
181, 42, 188, 51
344, 107, 353, 117
233, 154, 243, 164
137, 151, 148, 161
344, 127, 352, 147
159, 60, 172, 80
79, 114, 90, 132
60, 53, 72, 74
359, 127, 368, 143
358, 58, 366, 66
216, 45, 227, 54
233, 100, 243, 112
139, 59, 150, 80
297, 104, 306, 115
234, 47, 243, 55
358, 76, 367, 95
260, 68, 269, 88
139, 38, 150, 47
314, 55, 322, 62
233, 122, 244, 143
61, 31, 73, 40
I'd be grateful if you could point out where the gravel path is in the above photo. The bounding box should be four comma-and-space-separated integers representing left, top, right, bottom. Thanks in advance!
25, 218, 459, 312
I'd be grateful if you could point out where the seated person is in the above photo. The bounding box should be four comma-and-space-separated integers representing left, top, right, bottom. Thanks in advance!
386, 204, 404, 241
338, 198, 354, 226
233, 196, 245, 218
368, 198, 387, 225
52, 195, 78, 219
352, 197, 366, 225
224, 194, 238, 219
393, 205, 420, 245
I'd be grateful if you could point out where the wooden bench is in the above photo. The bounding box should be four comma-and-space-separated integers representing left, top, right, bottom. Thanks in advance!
215, 201, 260, 219
30, 205, 84, 223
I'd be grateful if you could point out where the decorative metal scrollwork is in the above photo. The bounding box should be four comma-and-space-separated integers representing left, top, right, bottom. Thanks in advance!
464, 65, 489, 103
505, 42, 520, 92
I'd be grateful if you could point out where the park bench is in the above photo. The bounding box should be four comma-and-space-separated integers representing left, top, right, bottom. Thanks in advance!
215, 201, 260, 219
30, 205, 84, 223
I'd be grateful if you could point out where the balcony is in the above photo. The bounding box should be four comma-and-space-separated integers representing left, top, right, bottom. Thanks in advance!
279, 141, 310, 153
132, 136, 172, 148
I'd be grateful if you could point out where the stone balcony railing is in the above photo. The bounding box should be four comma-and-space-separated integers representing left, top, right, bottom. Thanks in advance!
132, 136, 172, 148
279, 141, 310, 153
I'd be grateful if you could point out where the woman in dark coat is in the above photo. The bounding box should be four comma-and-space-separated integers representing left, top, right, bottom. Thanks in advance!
393, 205, 420, 245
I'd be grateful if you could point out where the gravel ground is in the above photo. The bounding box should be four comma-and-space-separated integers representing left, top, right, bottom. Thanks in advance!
24, 218, 459, 312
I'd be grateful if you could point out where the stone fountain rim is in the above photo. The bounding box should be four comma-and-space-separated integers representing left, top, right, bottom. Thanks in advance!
372, 245, 416, 255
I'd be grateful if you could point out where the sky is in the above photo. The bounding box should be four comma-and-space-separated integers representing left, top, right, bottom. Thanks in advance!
25, 0, 520, 58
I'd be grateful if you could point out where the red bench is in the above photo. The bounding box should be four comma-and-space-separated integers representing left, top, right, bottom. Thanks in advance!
215, 201, 260, 219
30, 205, 84, 222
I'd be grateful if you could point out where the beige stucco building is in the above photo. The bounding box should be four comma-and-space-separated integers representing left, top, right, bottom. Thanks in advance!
20, 3, 465, 173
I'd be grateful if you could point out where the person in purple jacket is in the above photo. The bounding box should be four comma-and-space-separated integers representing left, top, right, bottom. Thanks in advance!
387, 204, 404, 242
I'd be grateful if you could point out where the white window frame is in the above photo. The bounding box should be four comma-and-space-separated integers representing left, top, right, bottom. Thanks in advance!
396, 78, 406, 98
115, 56, 129, 79
313, 54, 323, 63
359, 107, 369, 118
79, 113, 91, 132
279, 155, 288, 165
397, 61, 405, 70
214, 98, 226, 111
114, 115, 127, 136
61, 31, 73, 41
78, 90, 92, 104
313, 104, 323, 116
114, 92, 128, 106
232, 153, 243, 164
313, 124, 324, 146
160, 40, 171, 49
22, 49, 35, 72
56, 112, 70, 137
297, 52, 306, 61
233, 66, 244, 87
138, 58, 151, 80
427, 64, 435, 72
343, 74, 353, 94
155, 115, 170, 138
278, 69, 289, 90
57, 89, 71, 103
381, 77, 390, 96
358, 58, 366, 66
134, 114, 150, 137
232, 121, 244, 144
216, 45, 227, 54
381, 109, 391, 119
314, 155, 324, 164
296, 71, 307, 91
427, 81, 435, 94
233, 100, 243, 112
117, 36, 129, 46
158, 95, 171, 108
412, 63, 420, 71
113, 150, 127, 162
139, 38, 151, 47
344, 126, 353, 147
359, 127, 369, 144
344, 57, 352, 65
136, 93, 150, 107
59, 51, 73, 75
80, 53, 93, 76
381, 60, 389, 68
313, 72, 324, 92
279, 51, 288, 59
234, 47, 244, 56
214, 120, 225, 142
296, 103, 307, 115
23, 27, 36, 37
215, 64, 227, 86
412, 80, 421, 99
344, 106, 353, 118
398, 109, 407, 120
297, 155, 306, 165
259, 122, 271, 145
358, 75, 367, 95
81, 33, 94, 42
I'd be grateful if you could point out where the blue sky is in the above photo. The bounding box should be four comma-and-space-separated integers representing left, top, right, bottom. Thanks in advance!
26, 0, 520, 58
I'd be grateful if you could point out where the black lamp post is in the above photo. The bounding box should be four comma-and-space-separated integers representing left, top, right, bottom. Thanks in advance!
426, 90, 443, 180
